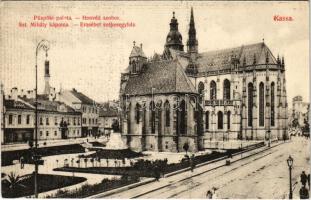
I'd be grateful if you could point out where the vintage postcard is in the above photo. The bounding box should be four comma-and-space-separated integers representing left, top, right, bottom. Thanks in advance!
0, 0, 309, 199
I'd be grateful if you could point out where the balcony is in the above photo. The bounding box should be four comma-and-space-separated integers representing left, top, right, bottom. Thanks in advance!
205, 99, 234, 106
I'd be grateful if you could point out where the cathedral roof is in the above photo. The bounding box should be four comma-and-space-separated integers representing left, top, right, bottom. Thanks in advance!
124, 60, 197, 96
130, 46, 146, 58
196, 42, 277, 73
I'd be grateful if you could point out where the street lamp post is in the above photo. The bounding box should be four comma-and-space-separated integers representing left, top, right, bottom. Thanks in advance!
287, 155, 294, 199
34, 40, 50, 198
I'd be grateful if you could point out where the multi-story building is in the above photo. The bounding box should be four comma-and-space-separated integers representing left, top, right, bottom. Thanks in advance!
291, 95, 309, 126
57, 88, 99, 137
119, 9, 288, 152
98, 102, 119, 135
2, 88, 82, 144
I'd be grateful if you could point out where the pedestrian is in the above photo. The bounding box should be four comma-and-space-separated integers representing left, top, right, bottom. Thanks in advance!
212, 187, 218, 199
301, 171, 308, 187
206, 190, 213, 199
190, 154, 196, 172
20, 156, 24, 169
308, 174, 310, 189
299, 186, 309, 199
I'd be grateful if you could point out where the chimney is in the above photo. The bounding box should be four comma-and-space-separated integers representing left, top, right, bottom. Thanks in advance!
11, 87, 18, 100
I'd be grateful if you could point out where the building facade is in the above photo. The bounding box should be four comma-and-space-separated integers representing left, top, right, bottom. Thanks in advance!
56, 88, 99, 137
120, 9, 288, 152
291, 95, 309, 127
3, 90, 82, 144
98, 102, 119, 135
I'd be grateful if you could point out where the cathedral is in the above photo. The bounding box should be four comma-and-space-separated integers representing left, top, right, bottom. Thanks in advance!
119, 8, 288, 152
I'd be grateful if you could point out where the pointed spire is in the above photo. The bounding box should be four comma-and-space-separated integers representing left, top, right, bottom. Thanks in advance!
173, 11, 175, 19
187, 7, 198, 54
281, 56, 285, 67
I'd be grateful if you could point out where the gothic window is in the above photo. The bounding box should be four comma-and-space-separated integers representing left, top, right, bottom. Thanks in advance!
217, 111, 223, 129
259, 82, 265, 126
179, 100, 187, 135
223, 79, 231, 100
210, 81, 217, 100
135, 103, 141, 124
248, 83, 254, 127
205, 111, 209, 130
150, 101, 156, 133
198, 82, 205, 103
127, 103, 131, 134
164, 101, 170, 127
227, 111, 231, 130
271, 82, 275, 126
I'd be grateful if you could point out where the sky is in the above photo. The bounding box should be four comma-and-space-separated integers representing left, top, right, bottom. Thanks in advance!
0, 1, 309, 107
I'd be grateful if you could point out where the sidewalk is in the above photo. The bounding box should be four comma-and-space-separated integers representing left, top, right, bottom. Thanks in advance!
90, 141, 284, 198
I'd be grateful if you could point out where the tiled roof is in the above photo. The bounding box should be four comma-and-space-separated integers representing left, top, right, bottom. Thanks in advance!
71, 89, 95, 105
99, 106, 118, 117
124, 60, 197, 96
196, 42, 277, 73
21, 97, 77, 113
130, 46, 146, 58
4, 99, 34, 110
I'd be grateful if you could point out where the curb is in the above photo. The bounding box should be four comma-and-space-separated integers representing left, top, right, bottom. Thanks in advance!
88, 178, 155, 198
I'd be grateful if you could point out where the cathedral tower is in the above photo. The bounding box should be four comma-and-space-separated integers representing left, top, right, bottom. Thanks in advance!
164, 12, 184, 51
187, 7, 198, 54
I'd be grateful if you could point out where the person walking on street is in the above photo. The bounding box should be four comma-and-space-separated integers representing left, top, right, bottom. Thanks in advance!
308, 174, 310, 189
206, 190, 213, 199
190, 154, 196, 172
301, 171, 308, 187
299, 185, 309, 199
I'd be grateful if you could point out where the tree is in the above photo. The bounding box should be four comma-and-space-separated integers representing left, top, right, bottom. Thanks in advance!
7, 172, 24, 189
183, 143, 189, 155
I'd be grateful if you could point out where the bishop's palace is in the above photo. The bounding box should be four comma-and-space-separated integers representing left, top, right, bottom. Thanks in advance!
119, 9, 288, 152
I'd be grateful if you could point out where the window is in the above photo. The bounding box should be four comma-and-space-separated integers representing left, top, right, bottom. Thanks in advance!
223, 79, 231, 100
54, 131, 57, 136
271, 82, 275, 126
259, 82, 265, 126
210, 81, 217, 100
205, 111, 209, 130
248, 83, 254, 127
92, 118, 94, 125
54, 117, 58, 125
135, 103, 141, 124
46, 117, 49, 125
73, 130, 76, 135
73, 117, 76, 125
26, 115, 30, 124
198, 82, 205, 103
227, 111, 231, 130
40, 117, 43, 125
40, 131, 43, 137
78, 118, 80, 125
95, 119, 97, 124
89, 118, 91, 125
18, 115, 22, 124
217, 111, 223, 129
150, 101, 156, 133
46, 131, 49, 137
77, 130, 79, 134
164, 101, 170, 127
9, 115, 13, 125
179, 100, 187, 135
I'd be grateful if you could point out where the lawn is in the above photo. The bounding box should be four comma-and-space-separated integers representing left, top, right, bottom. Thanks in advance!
1, 173, 86, 198
1, 144, 85, 166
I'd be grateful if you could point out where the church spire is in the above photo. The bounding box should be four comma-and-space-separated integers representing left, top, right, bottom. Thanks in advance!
164, 11, 184, 52
187, 7, 198, 54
